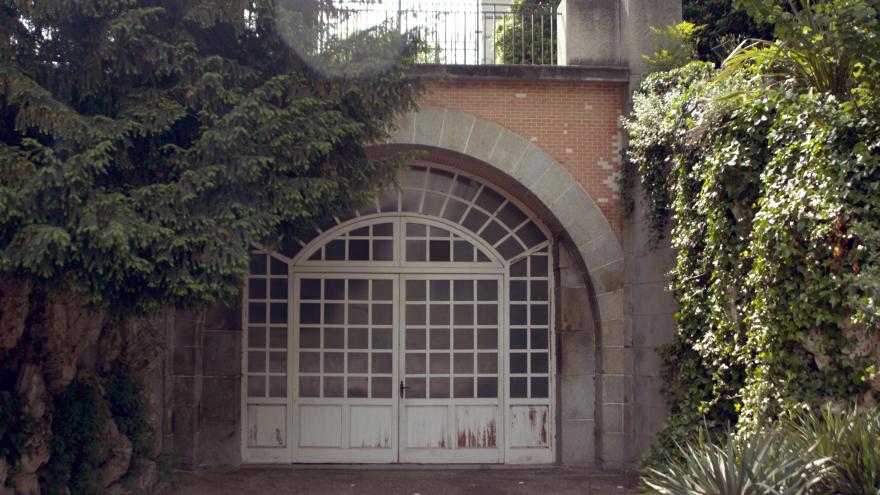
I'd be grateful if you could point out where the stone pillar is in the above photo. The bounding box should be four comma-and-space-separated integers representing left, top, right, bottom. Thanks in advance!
557, 0, 624, 67
620, 0, 683, 83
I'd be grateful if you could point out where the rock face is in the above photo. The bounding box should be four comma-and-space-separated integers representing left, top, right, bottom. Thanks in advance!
39, 290, 106, 394
12, 364, 50, 495
0, 280, 30, 350
96, 416, 134, 491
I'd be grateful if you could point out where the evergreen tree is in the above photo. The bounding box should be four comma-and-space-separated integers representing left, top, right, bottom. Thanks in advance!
0, 0, 422, 315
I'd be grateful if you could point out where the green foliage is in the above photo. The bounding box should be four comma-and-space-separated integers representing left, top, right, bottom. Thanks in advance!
495, 0, 559, 65
0, 390, 36, 470
102, 362, 155, 458
0, 1, 423, 318
643, 406, 880, 495
642, 428, 829, 495
645, 22, 704, 73
684, 0, 773, 64
624, 0, 880, 463
44, 379, 107, 495
785, 405, 880, 495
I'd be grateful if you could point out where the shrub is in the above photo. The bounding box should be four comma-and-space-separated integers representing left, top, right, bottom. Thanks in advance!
102, 362, 156, 459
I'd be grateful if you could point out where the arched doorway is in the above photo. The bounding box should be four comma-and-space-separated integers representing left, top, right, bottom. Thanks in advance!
242, 164, 555, 464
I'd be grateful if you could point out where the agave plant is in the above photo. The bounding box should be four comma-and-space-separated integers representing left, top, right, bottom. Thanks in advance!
641, 429, 829, 495
784, 405, 880, 495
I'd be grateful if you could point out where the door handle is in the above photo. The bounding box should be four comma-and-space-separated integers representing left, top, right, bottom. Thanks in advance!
399, 380, 409, 398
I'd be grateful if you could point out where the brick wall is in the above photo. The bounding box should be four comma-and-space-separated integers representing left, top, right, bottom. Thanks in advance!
420, 79, 626, 239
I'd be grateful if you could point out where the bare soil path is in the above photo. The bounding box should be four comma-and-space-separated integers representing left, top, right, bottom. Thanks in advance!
169, 467, 640, 495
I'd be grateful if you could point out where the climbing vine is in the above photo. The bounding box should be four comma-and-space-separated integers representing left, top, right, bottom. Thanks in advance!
624, 0, 880, 462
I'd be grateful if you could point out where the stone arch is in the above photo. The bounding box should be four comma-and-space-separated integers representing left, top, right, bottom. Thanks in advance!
387, 105, 623, 329
383, 105, 628, 467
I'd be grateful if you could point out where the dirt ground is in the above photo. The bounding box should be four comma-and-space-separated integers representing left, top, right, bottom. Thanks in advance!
169, 467, 640, 495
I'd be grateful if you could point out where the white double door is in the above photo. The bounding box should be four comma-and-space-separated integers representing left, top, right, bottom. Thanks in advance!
292, 273, 504, 463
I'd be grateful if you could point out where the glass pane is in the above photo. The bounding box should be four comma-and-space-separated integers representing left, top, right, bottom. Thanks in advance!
406, 353, 426, 374
477, 280, 498, 301
349, 280, 369, 300
348, 353, 368, 373
325, 279, 345, 300
422, 193, 445, 216
429, 328, 450, 349
510, 305, 527, 326
511, 353, 528, 373
453, 353, 474, 373
511, 281, 527, 301
531, 255, 549, 277
324, 352, 344, 373
299, 303, 320, 324
531, 304, 549, 325
428, 240, 450, 262
406, 305, 426, 325
270, 257, 287, 275
348, 303, 369, 324
442, 199, 468, 223
324, 377, 344, 397
373, 240, 394, 261
477, 304, 498, 325
248, 327, 266, 348
372, 353, 392, 374
406, 240, 426, 262
429, 353, 450, 374
406, 223, 427, 236
299, 328, 320, 348
325, 328, 344, 348
348, 328, 369, 349
453, 328, 474, 349
299, 377, 320, 397
372, 329, 392, 349
248, 351, 265, 373
299, 352, 320, 373
406, 280, 426, 301
475, 188, 504, 213
531, 281, 549, 301
326, 239, 345, 260
453, 305, 473, 325
372, 304, 393, 325
531, 328, 549, 350
477, 353, 497, 374
429, 226, 450, 237
249, 253, 267, 275
351, 226, 369, 236
531, 352, 549, 373
454, 378, 474, 398
453, 280, 474, 301
372, 377, 392, 398
268, 376, 287, 398
451, 176, 479, 201
406, 378, 426, 398
453, 241, 474, 262
517, 222, 547, 248
477, 377, 497, 398
511, 329, 528, 349
429, 305, 450, 325
269, 303, 287, 324
248, 303, 266, 324
249, 279, 267, 300
347, 377, 368, 398
497, 202, 527, 229
325, 303, 344, 325
462, 209, 489, 232
373, 280, 393, 301
429, 280, 450, 301
300, 279, 321, 299
477, 329, 497, 350
269, 279, 288, 299
531, 377, 549, 398
248, 376, 266, 397
406, 329, 426, 350
511, 259, 528, 277
269, 352, 286, 373
348, 239, 369, 261
510, 377, 528, 398
479, 221, 507, 246
430, 377, 450, 398
373, 223, 393, 236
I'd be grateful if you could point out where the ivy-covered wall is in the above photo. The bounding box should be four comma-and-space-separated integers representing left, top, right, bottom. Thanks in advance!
623, 0, 880, 460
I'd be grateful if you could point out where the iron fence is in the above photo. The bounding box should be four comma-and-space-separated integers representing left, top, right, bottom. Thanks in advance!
322, 1, 560, 65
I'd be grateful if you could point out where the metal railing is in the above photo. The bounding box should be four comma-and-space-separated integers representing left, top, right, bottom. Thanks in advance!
322, 1, 560, 65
